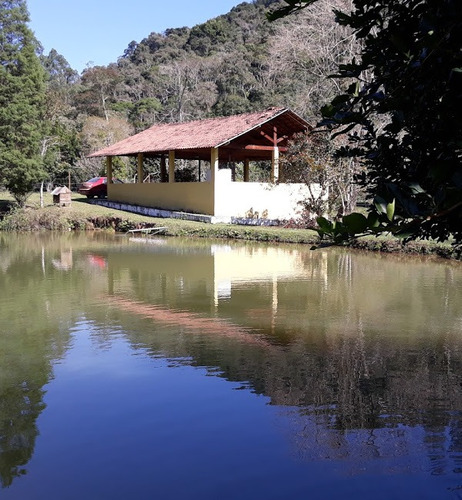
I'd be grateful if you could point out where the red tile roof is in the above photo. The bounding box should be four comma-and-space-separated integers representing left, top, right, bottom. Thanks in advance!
88, 107, 310, 158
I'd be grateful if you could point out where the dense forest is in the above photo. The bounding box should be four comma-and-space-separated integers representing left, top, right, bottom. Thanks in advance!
1, 0, 355, 192
2, 0, 461, 241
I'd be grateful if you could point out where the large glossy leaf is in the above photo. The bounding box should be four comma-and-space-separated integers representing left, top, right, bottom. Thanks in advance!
316, 216, 333, 233
342, 213, 369, 233
374, 196, 388, 215
386, 199, 395, 221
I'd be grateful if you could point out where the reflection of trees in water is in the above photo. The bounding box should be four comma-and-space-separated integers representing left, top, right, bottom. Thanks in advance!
0, 235, 95, 488
107, 290, 462, 469
274, 332, 462, 472
107, 248, 462, 403
101, 243, 462, 469
284, 403, 462, 477
103, 242, 462, 438
0, 383, 45, 487
0, 236, 454, 486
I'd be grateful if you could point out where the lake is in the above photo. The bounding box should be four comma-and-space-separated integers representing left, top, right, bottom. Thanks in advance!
1, 232, 462, 499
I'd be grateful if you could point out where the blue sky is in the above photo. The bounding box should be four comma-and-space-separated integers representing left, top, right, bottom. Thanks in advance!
27, 0, 243, 74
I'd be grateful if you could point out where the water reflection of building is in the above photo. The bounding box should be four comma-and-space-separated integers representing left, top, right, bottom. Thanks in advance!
101, 239, 462, 470
51, 248, 73, 270
105, 239, 328, 316
211, 243, 328, 307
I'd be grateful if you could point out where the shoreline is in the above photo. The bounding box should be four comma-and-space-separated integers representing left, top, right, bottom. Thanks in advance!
1, 193, 460, 261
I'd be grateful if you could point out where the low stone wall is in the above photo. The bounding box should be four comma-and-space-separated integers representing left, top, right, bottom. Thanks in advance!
93, 200, 284, 226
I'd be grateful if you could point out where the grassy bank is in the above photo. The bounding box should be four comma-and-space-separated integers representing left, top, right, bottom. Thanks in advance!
1, 192, 460, 259
0, 192, 319, 244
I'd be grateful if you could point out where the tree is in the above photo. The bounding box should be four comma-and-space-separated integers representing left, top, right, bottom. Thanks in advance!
187, 18, 234, 57
269, 0, 462, 244
40, 49, 80, 193
127, 97, 162, 132
159, 56, 218, 121
280, 132, 331, 222
78, 115, 133, 181
0, 0, 47, 205
212, 52, 259, 116
76, 65, 123, 120
281, 131, 362, 224
265, 0, 358, 121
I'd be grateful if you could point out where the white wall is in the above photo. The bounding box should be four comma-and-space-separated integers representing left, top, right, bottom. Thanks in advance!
214, 170, 319, 221
108, 168, 322, 222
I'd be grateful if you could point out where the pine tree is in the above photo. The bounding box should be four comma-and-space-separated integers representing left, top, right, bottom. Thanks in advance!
0, 0, 46, 205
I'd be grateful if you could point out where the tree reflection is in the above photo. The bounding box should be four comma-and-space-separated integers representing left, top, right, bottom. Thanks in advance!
0, 234, 92, 488
0, 384, 45, 487
100, 241, 462, 469
1, 233, 462, 487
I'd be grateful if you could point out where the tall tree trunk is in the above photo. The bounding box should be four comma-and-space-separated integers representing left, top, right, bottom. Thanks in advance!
40, 181, 44, 208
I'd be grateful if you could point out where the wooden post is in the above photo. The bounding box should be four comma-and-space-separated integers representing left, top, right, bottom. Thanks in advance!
244, 159, 250, 182
168, 150, 175, 183
106, 156, 113, 183
271, 146, 279, 183
137, 153, 143, 183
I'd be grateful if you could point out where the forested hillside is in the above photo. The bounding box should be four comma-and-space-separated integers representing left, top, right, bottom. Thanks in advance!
2, 0, 460, 242
34, 0, 355, 185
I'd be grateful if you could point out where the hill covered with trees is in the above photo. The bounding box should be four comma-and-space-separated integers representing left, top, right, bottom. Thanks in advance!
34, 0, 355, 186
3, 0, 459, 243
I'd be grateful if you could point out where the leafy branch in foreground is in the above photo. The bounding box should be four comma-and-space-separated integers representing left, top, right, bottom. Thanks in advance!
316, 196, 395, 243
269, 0, 462, 245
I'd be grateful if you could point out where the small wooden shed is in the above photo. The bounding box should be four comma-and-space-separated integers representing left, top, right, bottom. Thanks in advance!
52, 186, 72, 207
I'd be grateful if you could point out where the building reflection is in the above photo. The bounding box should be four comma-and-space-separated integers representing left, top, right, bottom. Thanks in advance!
2, 234, 462, 488
100, 239, 462, 472
104, 239, 328, 321
51, 247, 73, 271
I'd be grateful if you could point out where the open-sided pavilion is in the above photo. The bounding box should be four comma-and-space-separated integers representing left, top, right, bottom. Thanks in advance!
89, 107, 316, 223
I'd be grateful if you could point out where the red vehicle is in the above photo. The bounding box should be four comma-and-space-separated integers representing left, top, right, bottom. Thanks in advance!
77, 177, 122, 198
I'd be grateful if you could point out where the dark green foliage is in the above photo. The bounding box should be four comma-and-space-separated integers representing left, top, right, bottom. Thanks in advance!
40, 49, 81, 186
267, 0, 315, 19
0, 0, 374, 205
270, 0, 462, 244
316, 196, 395, 243
187, 18, 235, 57
41, 48, 78, 88
128, 97, 162, 131
76, 65, 123, 120
0, 0, 47, 205
115, 1, 284, 123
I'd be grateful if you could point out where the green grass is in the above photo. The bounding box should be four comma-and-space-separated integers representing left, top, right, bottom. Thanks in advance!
0, 192, 319, 244
1, 191, 460, 259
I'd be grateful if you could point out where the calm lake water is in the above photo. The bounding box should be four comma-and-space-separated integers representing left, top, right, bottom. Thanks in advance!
1, 232, 462, 499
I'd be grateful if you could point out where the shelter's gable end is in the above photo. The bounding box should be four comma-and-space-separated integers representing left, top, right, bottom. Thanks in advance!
222, 110, 311, 150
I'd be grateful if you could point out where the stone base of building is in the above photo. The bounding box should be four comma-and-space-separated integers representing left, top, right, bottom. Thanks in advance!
92, 200, 282, 226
